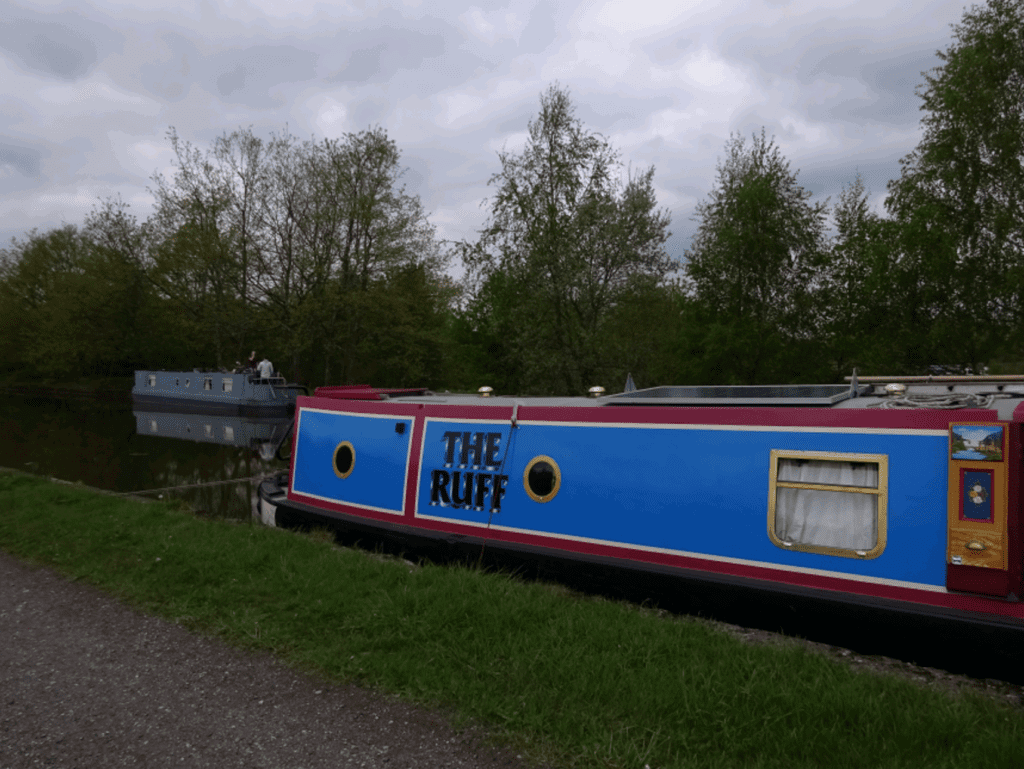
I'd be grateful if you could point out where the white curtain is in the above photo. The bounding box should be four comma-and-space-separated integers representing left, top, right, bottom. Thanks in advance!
775, 459, 878, 551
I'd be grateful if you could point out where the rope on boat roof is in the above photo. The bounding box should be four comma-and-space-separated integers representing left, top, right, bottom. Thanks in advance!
871, 393, 999, 409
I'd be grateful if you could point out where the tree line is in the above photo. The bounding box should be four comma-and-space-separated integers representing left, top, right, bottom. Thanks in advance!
2, 0, 1022, 395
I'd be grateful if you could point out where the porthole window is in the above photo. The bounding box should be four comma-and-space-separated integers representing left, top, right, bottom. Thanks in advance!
333, 441, 356, 479
524, 455, 560, 503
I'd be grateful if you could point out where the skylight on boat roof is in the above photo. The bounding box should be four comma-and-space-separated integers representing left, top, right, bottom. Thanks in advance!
606, 384, 871, 407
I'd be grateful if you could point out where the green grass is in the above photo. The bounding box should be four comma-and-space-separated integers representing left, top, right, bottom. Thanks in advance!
1, 471, 1022, 769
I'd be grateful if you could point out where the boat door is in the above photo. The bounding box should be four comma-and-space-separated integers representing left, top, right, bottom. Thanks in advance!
946, 422, 1020, 598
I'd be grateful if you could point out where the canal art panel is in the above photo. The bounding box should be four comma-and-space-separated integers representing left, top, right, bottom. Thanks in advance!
961, 469, 994, 521
950, 424, 1004, 461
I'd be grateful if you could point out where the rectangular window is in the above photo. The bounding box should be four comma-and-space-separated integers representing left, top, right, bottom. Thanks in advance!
147, 375, 156, 387
204, 378, 212, 391
222, 378, 233, 393
768, 450, 887, 559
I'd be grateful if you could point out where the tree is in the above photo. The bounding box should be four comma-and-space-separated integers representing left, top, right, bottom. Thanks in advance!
292, 128, 446, 384
147, 125, 447, 385
149, 129, 247, 369
886, 0, 1024, 368
0, 226, 89, 378
817, 175, 904, 376
80, 197, 164, 374
683, 130, 829, 384
465, 84, 673, 395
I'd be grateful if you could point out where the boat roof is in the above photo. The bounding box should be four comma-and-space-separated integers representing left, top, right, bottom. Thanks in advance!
310, 377, 1024, 420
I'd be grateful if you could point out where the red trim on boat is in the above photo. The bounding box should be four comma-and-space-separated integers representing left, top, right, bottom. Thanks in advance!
313, 385, 431, 400
297, 395, 995, 431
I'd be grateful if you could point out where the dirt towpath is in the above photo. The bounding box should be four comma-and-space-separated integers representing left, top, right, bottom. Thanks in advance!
0, 551, 539, 769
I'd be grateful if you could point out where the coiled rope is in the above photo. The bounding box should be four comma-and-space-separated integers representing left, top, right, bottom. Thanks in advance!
871, 393, 999, 409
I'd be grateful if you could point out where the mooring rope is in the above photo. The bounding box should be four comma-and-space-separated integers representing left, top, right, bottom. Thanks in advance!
476, 401, 521, 568
116, 473, 278, 497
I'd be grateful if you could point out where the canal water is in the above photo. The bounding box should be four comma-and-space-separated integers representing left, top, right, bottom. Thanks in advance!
0, 393, 291, 519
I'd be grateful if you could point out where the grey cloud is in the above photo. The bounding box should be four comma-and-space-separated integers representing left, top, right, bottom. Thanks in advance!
348, 97, 391, 129
399, 155, 428, 194
800, 152, 907, 202
217, 63, 246, 96
577, 94, 678, 132
139, 33, 320, 106
0, 10, 122, 81
720, 19, 943, 127
796, 46, 939, 125
513, 2, 563, 54
645, 36, 700, 66
495, 104, 541, 134
139, 32, 200, 103
0, 142, 44, 178
211, 45, 319, 105
327, 32, 447, 84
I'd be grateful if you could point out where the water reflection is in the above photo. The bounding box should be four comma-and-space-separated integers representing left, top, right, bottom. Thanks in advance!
129, 409, 292, 519
133, 411, 292, 462
0, 394, 291, 520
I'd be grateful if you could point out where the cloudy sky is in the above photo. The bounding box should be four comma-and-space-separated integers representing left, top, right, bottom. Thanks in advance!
0, 0, 973, 261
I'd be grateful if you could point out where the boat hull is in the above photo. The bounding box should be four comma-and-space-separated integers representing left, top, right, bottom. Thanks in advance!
260, 388, 1024, 677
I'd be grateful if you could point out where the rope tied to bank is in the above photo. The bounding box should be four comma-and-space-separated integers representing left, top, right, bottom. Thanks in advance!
115, 473, 278, 497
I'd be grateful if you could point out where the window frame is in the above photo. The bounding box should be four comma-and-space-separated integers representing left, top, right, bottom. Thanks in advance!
767, 449, 888, 560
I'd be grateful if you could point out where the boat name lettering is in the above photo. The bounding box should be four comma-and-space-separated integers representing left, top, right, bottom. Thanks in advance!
429, 431, 509, 512
441, 431, 503, 468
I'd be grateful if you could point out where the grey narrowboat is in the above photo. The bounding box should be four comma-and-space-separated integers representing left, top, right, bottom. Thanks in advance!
132, 370, 304, 415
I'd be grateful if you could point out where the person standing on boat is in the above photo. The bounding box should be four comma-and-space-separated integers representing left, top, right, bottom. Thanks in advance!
257, 357, 274, 380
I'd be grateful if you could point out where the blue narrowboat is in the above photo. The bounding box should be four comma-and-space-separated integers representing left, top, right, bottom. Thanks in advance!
132, 370, 303, 415
258, 377, 1024, 655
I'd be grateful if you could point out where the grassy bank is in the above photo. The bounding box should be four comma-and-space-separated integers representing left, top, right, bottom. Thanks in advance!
1, 471, 1021, 769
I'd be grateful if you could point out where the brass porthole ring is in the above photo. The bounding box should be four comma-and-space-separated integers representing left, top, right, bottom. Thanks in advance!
523, 455, 561, 503
333, 441, 356, 479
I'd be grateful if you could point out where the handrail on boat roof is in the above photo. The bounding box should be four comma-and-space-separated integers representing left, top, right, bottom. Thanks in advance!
845, 375, 1024, 384
313, 385, 430, 400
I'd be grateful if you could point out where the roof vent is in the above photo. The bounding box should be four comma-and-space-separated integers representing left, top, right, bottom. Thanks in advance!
884, 383, 907, 397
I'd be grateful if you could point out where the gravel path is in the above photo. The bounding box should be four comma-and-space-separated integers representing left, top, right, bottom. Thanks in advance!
0, 551, 539, 769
